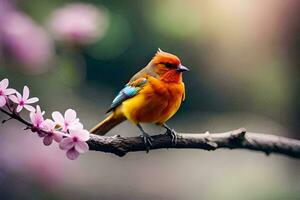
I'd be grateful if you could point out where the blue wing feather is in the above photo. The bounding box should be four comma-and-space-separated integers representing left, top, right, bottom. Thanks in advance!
106, 78, 147, 113
111, 86, 138, 108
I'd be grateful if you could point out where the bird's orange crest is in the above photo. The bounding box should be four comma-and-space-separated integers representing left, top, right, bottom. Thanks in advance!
152, 48, 181, 66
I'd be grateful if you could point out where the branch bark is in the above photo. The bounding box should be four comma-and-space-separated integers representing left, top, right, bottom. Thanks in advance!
1, 108, 300, 159
87, 128, 300, 158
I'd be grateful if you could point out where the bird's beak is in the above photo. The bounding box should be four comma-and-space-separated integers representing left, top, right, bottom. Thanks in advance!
176, 64, 189, 72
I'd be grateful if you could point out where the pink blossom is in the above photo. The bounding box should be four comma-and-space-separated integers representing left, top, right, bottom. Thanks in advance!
47, 3, 108, 44
59, 129, 89, 160
0, 78, 16, 107
52, 109, 83, 132
9, 85, 39, 112
42, 119, 64, 146
29, 105, 45, 129
1, 11, 53, 70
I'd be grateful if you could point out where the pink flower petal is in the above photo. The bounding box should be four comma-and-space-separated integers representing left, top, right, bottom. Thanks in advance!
26, 97, 39, 104
35, 105, 40, 113
34, 112, 44, 127
16, 105, 23, 113
30, 112, 36, 124
0, 79, 8, 90
53, 132, 63, 142
43, 135, 53, 146
16, 91, 22, 100
3, 88, 16, 95
70, 129, 90, 141
23, 85, 30, 100
9, 95, 19, 103
42, 119, 55, 130
38, 131, 47, 137
31, 111, 44, 128
55, 130, 69, 137
64, 109, 76, 123
0, 96, 6, 107
24, 105, 35, 112
52, 111, 65, 124
66, 148, 80, 160
69, 122, 83, 130
75, 141, 89, 153
59, 137, 74, 150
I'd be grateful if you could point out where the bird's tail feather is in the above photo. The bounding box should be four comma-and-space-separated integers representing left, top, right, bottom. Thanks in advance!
90, 108, 126, 135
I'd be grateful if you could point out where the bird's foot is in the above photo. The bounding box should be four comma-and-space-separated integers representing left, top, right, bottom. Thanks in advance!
140, 132, 154, 153
165, 128, 178, 145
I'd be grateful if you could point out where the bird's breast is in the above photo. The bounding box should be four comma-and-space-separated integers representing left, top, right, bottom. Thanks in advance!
156, 82, 184, 124
121, 79, 184, 124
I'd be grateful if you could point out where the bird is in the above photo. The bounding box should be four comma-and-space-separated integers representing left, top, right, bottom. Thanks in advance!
90, 48, 189, 151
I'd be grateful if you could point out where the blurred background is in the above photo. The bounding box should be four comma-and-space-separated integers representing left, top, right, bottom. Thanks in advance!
0, 0, 300, 199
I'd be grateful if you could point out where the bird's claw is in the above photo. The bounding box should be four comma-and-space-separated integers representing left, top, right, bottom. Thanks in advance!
165, 129, 178, 145
140, 132, 153, 153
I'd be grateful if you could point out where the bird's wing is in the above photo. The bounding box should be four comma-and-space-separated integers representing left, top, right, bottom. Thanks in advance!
129, 65, 158, 82
106, 77, 147, 113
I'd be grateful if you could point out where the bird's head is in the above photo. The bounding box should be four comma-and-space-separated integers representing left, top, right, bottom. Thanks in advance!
149, 48, 189, 82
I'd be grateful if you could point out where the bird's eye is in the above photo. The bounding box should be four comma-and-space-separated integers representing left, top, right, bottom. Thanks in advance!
164, 62, 174, 68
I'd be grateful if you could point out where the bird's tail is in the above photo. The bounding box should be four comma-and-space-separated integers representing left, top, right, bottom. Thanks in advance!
90, 108, 126, 135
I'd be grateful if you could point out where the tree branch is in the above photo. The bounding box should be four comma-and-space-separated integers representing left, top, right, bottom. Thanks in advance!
87, 128, 300, 158
1, 108, 300, 159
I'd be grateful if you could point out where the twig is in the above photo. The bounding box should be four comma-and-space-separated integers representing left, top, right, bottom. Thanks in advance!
1, 107, 300, 159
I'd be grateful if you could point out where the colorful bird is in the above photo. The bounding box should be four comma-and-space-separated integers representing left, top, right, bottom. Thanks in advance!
90, 49, 189, 151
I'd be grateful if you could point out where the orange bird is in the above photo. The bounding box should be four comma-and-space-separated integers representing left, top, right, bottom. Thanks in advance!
90, 49, 189, 150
